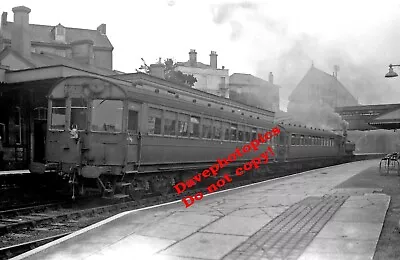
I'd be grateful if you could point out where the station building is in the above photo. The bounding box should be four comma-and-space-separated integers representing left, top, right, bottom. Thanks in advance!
0, 5, 116, 169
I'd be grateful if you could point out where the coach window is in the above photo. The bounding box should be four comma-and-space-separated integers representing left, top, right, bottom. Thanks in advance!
50, 99, 66, 130
91, 100, 123, 132
147, 107, 162, 135
238, 125, 244, 142
223, 122, 230, 141
128, 102, 141, 133
291, 134, 296, 145
230, 123, 238, 141
202, 118, 212, 139
190, 116, 200, 137
308, 136, 312, 146
71, 98, 87, 130
251, 128, 257, 140
245, 126, 251, 142
164, 111, 176, 136
300, 135, 304, 145
213, 120, 222, 140
178, 114, 189, 137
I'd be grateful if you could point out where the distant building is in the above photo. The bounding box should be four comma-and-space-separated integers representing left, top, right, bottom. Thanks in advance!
0, 6, 114, 73
288, 65, 358, 110
229, 72, 280, 112
175, 49, 229, 98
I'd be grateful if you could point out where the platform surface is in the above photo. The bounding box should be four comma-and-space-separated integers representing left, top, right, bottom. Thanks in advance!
12, 160, 390, 260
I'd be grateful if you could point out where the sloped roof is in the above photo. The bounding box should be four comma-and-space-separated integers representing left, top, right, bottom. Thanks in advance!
229, 73, 277, 88
369, 107, 400, 128
176, 61, 213, 69
289, 65, 357, 104
1, 22, 113, 49
0, 46, 116, 76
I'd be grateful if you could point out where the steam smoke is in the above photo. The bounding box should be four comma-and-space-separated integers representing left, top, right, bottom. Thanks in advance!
210, 1, 400, 133
286, 101, 348, 131
210, 1, 400, 107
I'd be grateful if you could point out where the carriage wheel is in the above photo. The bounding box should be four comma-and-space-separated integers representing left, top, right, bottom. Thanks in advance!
149, 176, 173, 196
128, 179, 148, 200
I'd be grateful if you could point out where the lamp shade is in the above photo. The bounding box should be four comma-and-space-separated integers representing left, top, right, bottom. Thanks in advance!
385, 66, 398, 78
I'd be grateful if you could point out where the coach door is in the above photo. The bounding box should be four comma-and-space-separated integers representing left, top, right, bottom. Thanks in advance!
127, 102, 142, 165
276, 131, 287, 162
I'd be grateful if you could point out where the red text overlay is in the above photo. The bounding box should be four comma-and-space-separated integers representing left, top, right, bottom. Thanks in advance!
173, 126, 281, 207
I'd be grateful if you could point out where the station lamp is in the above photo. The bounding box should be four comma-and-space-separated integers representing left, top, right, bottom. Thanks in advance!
385, 64, 400, 78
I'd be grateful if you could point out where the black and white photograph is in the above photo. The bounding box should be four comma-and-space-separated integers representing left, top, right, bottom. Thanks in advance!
0, 0, 400, 259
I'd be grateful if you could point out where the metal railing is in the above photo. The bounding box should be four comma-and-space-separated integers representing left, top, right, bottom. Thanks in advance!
379, 152, 400, 175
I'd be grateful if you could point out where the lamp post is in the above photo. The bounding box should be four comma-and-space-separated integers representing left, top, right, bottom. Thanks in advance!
385, 64, 400, 78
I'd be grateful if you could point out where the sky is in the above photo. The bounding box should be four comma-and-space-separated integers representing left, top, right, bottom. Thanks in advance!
2, 0, 400, 111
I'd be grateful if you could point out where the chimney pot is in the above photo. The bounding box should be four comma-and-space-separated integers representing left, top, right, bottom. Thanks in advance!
11, 6, 31, 58
210, 51, 218, 69
97, 24, 106, 35
189, 49, 197, 67
150, 63, 165, 79
1, 12, 7, 27
269, 72, 274, 84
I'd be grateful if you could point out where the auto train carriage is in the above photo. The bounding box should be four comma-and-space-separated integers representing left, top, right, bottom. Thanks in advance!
30, 75, 355, 199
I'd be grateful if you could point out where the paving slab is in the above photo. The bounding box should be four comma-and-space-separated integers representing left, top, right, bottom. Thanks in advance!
201, 215, 271, 236
84, 235, 176, 260
160, 232, 248, 260
298, 193, 390, 260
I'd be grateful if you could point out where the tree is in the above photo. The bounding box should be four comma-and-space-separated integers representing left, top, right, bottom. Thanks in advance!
138, 58, 197, 87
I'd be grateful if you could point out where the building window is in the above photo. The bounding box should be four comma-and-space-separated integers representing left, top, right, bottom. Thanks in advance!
34, 107, 47, 120
148, 108, 162, 135
55, 49, 66, 57
56, 27, 65, 36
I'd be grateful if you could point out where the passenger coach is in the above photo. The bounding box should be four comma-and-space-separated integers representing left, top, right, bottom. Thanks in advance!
33, 74, 285, 198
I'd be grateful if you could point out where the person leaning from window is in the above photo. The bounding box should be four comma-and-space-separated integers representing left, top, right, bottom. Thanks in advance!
0, 136, 4, 170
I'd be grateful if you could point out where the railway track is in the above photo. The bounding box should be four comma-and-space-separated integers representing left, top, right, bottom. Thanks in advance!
0, 233, 71, 260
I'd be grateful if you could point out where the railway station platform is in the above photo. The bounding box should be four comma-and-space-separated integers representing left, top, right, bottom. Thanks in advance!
11, 160, 390, 260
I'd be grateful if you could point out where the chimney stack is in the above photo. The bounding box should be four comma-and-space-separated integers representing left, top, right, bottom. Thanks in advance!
210, 51, 218, 69
71, 39, 94, 65
97, 24, 106, 35
149, 60, 165, 79
11, 6, 31, 58
269, 72, 274, 84
189, 49, 197, 67
1, 12, 7, 27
